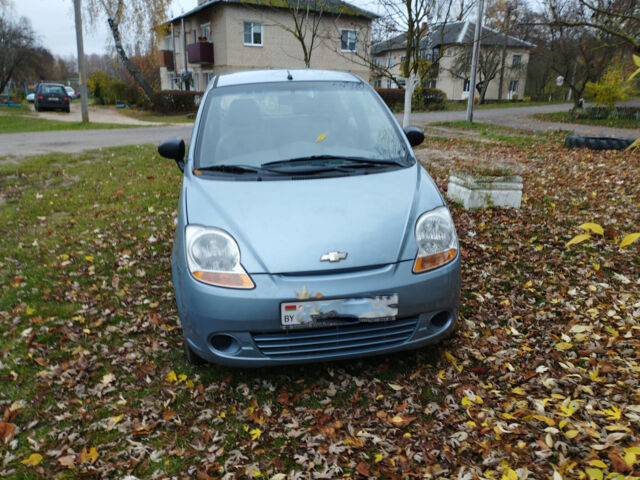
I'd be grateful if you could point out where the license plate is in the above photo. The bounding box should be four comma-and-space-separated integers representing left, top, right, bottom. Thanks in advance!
48, 97, 59, 101
280, 294, 398, 329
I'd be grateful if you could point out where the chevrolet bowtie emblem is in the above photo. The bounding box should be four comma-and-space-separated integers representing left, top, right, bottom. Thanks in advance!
320, 251, 348, 262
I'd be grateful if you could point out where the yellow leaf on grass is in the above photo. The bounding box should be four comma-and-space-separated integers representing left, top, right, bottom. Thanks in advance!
602, 405, 622, 421
579, 223, 603, 235
21, 453, 42, 466
585, 468, 603, 480
445, 351, 463, 372
590, 459, 607, 469
80, 446, 98, 464
501, 467, 518, 480
461, 396, 474, 406
388, 383, 403, 391
166, 371, 177, 383
620, 233, 640, 248
565, 430, 579, 439
511, 387, 525, 395
624, 451, 637, 467
374, 453, 383, 463
566, 234, 591, 247
316, 133, 326, 143
250, 428, 262, 440
555, 342, 573, 351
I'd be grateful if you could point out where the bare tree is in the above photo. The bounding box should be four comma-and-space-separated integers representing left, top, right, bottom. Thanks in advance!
0, 16, 37, 93
549, 0, 639, 54
542, 0, 618, 107
84, 0, 171, 100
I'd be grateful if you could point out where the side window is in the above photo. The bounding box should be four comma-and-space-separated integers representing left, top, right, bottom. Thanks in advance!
243, 21, 263, 46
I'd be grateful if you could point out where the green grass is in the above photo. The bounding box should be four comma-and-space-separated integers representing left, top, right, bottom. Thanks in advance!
0, 109, 142, 134
532, 111, 640, 129
426, 120, 565, 146
443, 99, 570, 111
120, 108, 196, 124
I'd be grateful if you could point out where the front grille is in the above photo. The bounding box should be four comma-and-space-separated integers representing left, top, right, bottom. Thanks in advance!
252, 317, 418, 359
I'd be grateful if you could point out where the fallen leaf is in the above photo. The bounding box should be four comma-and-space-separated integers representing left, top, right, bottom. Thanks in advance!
21, 453, 42, 466
566, 233, 591, 247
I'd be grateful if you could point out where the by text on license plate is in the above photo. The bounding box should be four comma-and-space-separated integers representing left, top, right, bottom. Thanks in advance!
280, 294, 399, 329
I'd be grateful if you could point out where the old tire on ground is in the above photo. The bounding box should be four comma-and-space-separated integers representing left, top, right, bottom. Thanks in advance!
184, 338, 206, 366
564, 135, 634, 151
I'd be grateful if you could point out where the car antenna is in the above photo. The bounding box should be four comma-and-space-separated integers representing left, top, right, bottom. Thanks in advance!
286, 70, 293, 81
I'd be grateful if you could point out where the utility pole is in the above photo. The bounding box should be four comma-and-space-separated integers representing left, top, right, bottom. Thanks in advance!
466, 0, 485, 123
73, 0, 89, 123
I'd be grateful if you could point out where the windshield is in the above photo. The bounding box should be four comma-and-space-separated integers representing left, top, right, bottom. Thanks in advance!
195, 81, 410, 170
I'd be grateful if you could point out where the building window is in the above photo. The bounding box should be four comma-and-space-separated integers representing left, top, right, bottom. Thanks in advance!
374, 57, 382, 67
174, 34, 180, 53
243, 21, 262, 46
386, 56, 392, 68
374, 78, 381, 88
463, 78, 470, 93
509, 79, 519, 93
386, 79, 392, 88
192, 29, 197, 43
512, 54, 521, 67
425, 79, 436, 88
201, 23, 211, 41
203, 71, 214, 88
341, 30, 357, 52
164, 34, 172, 50
193, 72, 199, 91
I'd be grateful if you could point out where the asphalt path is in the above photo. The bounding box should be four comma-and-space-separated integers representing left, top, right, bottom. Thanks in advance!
1, 101, 638, 159
0, 125, 194, 159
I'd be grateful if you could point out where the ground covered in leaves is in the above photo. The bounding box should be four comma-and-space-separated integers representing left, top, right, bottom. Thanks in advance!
0, 129, 639, 479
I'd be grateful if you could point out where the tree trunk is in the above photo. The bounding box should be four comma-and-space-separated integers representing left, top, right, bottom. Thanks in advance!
106, 16, 155, 100
402, 74, 418, 128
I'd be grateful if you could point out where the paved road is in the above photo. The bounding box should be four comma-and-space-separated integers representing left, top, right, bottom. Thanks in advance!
402, 100, 640, 138
0, 125, 193, 159
2, 101, 638, 158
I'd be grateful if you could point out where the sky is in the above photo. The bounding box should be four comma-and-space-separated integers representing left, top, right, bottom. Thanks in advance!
7, 0, 381, 58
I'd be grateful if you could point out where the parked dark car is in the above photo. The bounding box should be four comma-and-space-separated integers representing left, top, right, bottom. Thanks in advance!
35, 83, 70, 113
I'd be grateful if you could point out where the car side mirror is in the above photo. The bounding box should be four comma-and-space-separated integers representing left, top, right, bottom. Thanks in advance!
158, 137, 185, 172
403, 126, 425, 147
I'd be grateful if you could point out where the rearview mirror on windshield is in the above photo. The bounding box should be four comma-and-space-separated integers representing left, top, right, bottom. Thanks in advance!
403, 127, 425, 147
158, 137, 185, 172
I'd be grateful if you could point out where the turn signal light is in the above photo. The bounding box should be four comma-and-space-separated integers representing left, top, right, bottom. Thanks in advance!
413, 248, 457, 273
193, 271, 254, 289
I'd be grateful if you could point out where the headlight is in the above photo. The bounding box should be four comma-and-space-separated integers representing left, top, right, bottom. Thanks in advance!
185, 225, 254, 289
413, 206, 458, 273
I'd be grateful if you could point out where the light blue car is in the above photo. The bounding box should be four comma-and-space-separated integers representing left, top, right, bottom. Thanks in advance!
158, 69, 460, 367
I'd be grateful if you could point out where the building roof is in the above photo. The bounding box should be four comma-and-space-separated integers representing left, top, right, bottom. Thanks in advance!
371, 21, 534, 55
169, 0, 379, 23
214, 68, 362, 87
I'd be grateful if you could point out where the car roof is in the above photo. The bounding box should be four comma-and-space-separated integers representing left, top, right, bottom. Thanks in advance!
213, 69, 363, 89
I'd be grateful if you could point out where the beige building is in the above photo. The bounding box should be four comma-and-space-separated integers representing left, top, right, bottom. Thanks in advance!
157, 0, 377, 91
371, 21, 533, 101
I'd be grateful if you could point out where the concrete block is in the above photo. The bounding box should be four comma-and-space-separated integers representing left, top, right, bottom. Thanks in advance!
447, 172, 523, 209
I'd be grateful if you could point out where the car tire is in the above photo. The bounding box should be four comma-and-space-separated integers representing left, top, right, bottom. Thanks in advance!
35, 105, 39, 112
65, 106, 70, 113
184, 339, 206, 366
564, 135, 634, 151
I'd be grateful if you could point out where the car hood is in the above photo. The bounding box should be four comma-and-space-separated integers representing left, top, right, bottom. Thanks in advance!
185, 166, 444, 274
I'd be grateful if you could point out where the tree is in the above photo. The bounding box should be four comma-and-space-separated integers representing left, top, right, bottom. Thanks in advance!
451, 38, 503, 103
85, 0, 171, 100
541, 0, 618, 107
549, 0, 639, 55
0, 15, 37, 94
354, 0, 473, 126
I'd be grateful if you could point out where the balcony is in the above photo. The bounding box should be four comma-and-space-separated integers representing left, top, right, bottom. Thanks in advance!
157, 50, 173, 69
187, 42, 214, 64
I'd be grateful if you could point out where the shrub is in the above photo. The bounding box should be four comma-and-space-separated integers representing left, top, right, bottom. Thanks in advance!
419, 87, 447, 110
585, 65, 636, 110
375, 88, 405, 109
151, 90, 203, 114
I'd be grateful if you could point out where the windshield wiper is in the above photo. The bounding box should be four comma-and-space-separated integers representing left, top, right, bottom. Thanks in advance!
196, 164, 263, 174
261, 155, 405, 169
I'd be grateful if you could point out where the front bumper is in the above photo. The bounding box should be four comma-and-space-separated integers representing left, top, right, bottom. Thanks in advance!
172, 255, 460, 367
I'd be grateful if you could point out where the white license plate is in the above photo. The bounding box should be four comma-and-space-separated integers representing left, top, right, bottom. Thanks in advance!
48, 97, 59, 101
280, 294, 399, 329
